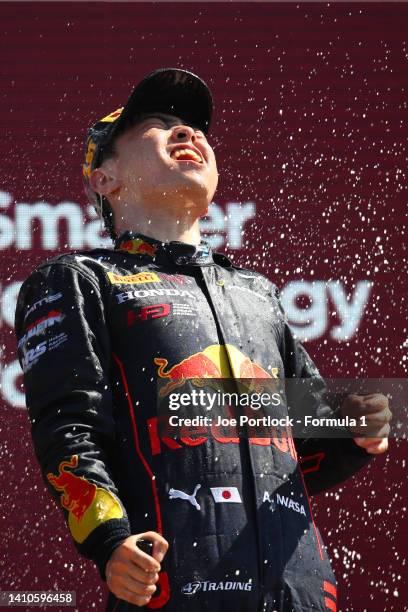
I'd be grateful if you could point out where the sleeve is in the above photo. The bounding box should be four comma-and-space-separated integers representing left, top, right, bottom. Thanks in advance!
275, 288, 373, 496
14, 260, 131, 579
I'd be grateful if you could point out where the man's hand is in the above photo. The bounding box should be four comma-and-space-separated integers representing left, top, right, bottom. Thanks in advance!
106, 531, 169, 607
341, 393, 392, 454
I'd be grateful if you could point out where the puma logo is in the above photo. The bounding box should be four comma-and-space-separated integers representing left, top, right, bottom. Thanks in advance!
168, 484, 201, 510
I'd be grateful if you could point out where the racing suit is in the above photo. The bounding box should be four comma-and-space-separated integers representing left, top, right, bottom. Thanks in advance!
15, 231, 372, 612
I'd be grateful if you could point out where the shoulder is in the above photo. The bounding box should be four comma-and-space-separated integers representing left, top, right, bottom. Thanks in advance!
227, 263, 280, 298
15, 249, 117, 330
21, 248, 119, 288
37, 248, 115, 273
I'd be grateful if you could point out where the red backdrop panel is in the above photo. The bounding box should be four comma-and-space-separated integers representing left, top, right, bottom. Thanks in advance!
0, 3, 406, 611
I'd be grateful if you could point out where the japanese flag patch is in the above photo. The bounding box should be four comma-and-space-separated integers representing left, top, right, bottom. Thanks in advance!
210, 487, 242, 503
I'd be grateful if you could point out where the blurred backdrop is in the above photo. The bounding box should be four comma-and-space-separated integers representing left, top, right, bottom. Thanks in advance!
1, 3, 407, 610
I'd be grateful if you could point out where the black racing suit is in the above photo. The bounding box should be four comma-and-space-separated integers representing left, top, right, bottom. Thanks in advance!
15, 232, 371, 612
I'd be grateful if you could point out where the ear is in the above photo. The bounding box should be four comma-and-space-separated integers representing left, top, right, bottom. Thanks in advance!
89, 164, 121, 197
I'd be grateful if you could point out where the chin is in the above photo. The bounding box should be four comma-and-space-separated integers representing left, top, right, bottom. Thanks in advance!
170, 177, 213, 204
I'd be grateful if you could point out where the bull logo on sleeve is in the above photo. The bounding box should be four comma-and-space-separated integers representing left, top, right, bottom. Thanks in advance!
47, 455, 124, 543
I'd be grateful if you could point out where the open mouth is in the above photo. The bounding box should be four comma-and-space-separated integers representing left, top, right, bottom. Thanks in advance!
170, 148, 203, 164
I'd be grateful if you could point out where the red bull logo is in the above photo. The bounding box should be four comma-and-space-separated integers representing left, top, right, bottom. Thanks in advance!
155, 344, 279, 397
47, 455, 96, 522
47, 455, 124, 543
238, 357, 275, 379
153, 345, 292, 459
155, 352, 222, 397
118, 238, 157, 257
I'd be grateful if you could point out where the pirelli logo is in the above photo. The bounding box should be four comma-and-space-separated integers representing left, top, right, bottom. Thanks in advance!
107, 271, 161, 285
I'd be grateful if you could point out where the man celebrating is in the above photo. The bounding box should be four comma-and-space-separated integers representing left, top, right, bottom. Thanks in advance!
15, 68, 391, 611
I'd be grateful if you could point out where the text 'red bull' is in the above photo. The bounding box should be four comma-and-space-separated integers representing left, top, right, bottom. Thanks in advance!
153, 347, 295, 459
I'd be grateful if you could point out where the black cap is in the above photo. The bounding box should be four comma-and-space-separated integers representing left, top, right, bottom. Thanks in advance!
83, 67, 213, 186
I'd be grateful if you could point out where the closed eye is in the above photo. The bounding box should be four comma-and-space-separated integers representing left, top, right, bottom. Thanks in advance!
140, 118, 168, 130
135, 114, 208, 143
141, 115, 206, 135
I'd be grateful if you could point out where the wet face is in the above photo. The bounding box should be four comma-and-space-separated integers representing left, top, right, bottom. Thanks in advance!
104, 113, 218, 214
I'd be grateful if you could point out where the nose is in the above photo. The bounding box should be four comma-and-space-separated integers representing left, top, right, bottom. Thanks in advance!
171, 124, 196, 143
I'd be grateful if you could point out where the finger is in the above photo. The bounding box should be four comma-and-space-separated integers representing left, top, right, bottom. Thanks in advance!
354, 421, 390, 439
363, 417, 391, 433
362, 407, 393, 425
378, 407, 393, 423
107, 557, 159, 588
119, 585, 152, 608
354, 436, 374, 448
121, 573, 157, 597
153, 540, 169, 563
352, 393, 385, 400
346, 394, 389, 415
368, 422, 390, 438
141, 531, 169, 564
354, 425, 390, 448
354, 435, 382, 448
366, 438, 389, 454
132, 550, 161, 574
125, 565, 159, 586
132, 540, 161, 573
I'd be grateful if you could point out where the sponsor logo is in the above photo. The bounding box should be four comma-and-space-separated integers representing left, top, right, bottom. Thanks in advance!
47, 455, 124, 543
169, 484, 201, 510
210, 487, 242, 503
100, 107, 123, 123
25, 292, 63, 319
118, 238, 157, 257
21, 332, 68, 372
48, 456, 96, 522
83, 140, 96, 178
47, 332, 68, 351
181, 580, 253, 594
116, 287, 196, 304
181, 582, 202, 595
21, 341, 47, 372
155, 344, 275, 397
130, 302, 197, 320
172, 303, 197, 317
159, 273, 192, 285
107, 271, 160, 285
127, 303, 170, 326
263, 491, 306, 516
125, 301, 204, 324
18, 309, 65, 348
148, 414, 297, 460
